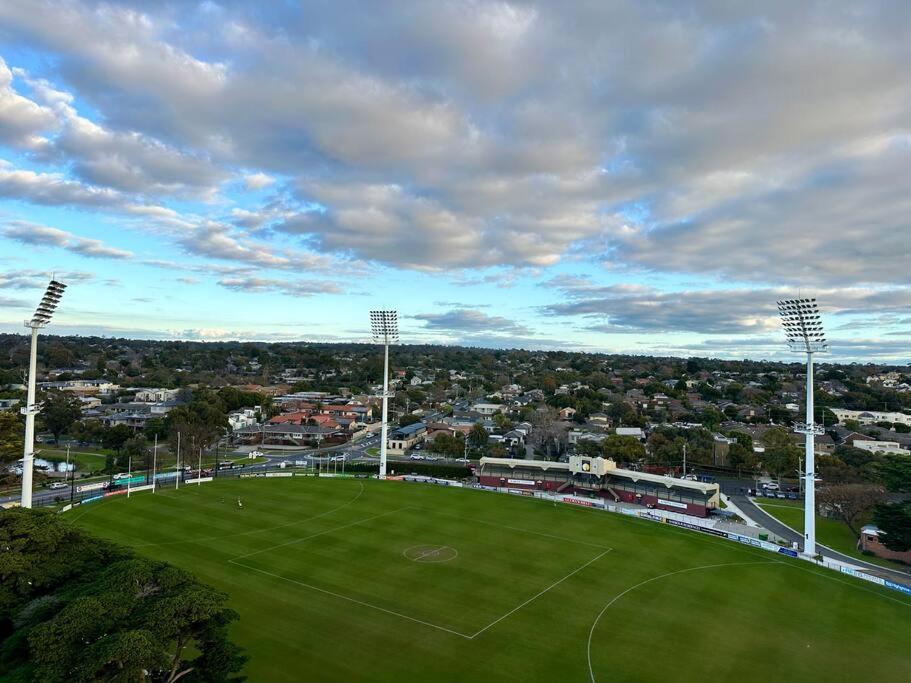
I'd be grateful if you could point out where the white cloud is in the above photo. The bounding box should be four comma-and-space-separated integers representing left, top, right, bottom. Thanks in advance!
0, 1, 909, 355
413, 308, 530, 335
217, 276, 344, 297
243, 172, 275, 191
2, 221, 133, 259
0, 57, 57, 149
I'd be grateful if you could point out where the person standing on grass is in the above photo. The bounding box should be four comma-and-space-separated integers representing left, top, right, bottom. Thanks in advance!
237, 497, 243, 509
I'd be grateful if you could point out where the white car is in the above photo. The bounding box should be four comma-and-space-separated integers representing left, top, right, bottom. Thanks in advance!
762, 482, 780, 491
112, 472, 132, 481
249, 449, 265, 458
409, 454, 424, 461
49, 481, 68, 490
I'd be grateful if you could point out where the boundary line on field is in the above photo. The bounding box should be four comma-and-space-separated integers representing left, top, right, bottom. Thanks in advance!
586, 560, 783, 683
776, 562, 911, 609
469, 548, 612, 639
229, 560, 475, 638
228, 506, 612, 639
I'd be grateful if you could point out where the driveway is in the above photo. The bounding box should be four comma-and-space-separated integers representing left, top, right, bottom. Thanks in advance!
732, 494, 911, 584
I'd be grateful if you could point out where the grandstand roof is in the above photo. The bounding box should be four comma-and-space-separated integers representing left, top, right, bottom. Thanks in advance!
478, 457, 718, 494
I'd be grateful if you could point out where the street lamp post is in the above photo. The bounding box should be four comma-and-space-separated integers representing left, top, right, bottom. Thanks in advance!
20, 280, 67, 508
370, 311, 399, 479
777, 298, 828, 558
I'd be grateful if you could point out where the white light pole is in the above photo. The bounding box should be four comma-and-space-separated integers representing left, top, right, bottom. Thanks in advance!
175, 431, 181, 490
20, 280, 67, 508
777, 298, 827, 558
152, 434, 158, 493
370, 310, 399, 479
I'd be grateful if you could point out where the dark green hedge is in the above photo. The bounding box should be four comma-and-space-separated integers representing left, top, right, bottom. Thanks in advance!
341, 462, 473, 479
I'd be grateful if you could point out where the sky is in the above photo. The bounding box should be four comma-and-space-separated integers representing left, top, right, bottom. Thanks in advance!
0, 1, 910, 363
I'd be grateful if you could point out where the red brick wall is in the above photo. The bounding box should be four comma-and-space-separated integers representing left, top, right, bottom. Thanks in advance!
861, 534, 911, 563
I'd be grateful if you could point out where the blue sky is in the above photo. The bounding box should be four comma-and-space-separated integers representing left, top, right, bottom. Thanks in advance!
1, 1, 910, 363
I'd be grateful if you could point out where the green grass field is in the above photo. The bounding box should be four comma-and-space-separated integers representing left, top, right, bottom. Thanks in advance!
69, 478, 911, 681
754, 499, 905, 571
38, 447, 109, 473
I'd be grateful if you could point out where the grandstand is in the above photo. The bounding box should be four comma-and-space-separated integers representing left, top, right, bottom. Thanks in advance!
478, 455, 720, 517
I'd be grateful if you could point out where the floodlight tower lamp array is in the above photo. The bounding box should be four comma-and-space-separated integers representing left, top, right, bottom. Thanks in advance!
21, 280, 67, 508
776, 297, 826, 558
370, 310, 398, 479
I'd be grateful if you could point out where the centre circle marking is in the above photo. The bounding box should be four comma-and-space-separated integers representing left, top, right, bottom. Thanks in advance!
403, 544, 458, 563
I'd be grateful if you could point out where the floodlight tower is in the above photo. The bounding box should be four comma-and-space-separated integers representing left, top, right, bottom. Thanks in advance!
370, 311, 398, 479
21, 280, 67, 508
777, 298, 827, 557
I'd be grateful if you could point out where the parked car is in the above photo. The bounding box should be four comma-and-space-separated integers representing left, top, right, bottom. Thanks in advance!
762, 482, 780, 491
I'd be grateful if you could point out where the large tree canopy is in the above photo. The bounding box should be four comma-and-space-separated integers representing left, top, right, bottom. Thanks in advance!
0, 411, 24, 465
0, 509, 245, 682
39, 391, 83, 445
872, 502, 911, 553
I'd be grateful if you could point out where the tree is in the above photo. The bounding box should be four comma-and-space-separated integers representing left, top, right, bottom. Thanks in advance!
872, 502, 911, 552
727, 442, 757, 477
528, 406, 568, 458
876, 454, 911, 492
816, 484, 887, 535
601, 434, 646, 462
0, 508, 246, 682
0, 410, 24, 465
646, 427, 688, 466
467, 423, 489, 454
816, 454, 858, 484
102, 424, 134, 454
165, 390, 229, 456
399, 414, 421, 428
493, 412, 514, 431
427, 431, 465, 458
39, 391, 83, 445
761, 427, 800, 482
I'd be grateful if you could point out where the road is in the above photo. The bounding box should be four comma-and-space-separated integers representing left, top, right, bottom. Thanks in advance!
731, 493, 911, 584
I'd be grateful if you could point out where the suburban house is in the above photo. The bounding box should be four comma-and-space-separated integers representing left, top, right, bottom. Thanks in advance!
859, 525, 911, 563
558, 406, 577, 420
386, 422, 427, 454
615, 426, 644, 439
471, 402, 505, 416
853, 440, 909, 455
830, 408, 911, 426
134, 388, 181, 402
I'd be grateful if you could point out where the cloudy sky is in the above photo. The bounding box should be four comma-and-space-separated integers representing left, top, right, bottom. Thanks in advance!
1, 1, 910, 362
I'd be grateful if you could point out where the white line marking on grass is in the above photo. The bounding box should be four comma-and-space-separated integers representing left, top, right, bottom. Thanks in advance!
131, 481, 366, 548
777, 561, 911, 609
586, 560, 781, 683
231, 560, 474, 638
471, 548, 612, 639
423, 508, 613, 551
228, 506, 410, 562
403, 545, 459, 563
